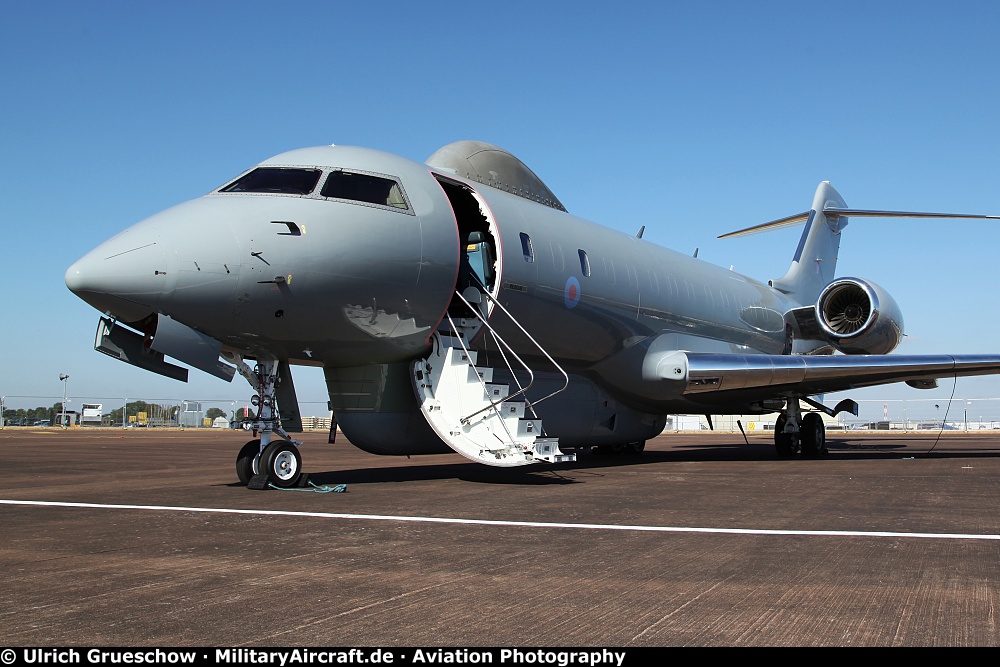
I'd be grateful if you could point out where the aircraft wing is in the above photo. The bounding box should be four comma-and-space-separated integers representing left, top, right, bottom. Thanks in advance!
654, 351, 1000, 404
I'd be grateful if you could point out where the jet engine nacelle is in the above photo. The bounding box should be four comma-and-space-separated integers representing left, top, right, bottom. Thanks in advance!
816, 278, 904, 355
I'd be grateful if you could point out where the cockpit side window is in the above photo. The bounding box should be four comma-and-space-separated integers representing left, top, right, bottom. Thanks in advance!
321, 171, 409, 211
220, 168, 321, 195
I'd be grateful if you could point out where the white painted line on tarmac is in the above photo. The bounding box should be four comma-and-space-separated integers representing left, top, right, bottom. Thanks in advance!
2, 498, 999, 541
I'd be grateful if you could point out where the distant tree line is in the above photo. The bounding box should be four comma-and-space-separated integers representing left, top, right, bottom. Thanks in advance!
3, 403, 65, 425
5, 402, 230, 426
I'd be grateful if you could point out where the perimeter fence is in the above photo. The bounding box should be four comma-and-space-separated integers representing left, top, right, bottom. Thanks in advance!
5, 395, 1000, 434
666, 398, 1000, 432
0, 395, 332, 430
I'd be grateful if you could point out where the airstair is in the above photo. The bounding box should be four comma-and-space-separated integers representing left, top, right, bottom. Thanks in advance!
411, 289, 575, 467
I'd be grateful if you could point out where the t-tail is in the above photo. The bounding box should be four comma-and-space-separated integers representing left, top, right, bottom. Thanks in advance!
769, 182, 847, 306
720, 181, 1000, 309
721, 181, 848, 307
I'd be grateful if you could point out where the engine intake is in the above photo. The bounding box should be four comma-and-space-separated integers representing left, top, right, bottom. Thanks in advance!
816, 278, 904, 355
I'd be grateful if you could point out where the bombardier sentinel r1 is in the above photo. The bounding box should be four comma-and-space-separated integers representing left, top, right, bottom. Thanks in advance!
65, 141, 1000, 487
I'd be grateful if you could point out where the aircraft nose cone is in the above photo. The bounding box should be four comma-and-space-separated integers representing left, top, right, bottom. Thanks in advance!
64, 257, 97, 294
65, 230, 171, 322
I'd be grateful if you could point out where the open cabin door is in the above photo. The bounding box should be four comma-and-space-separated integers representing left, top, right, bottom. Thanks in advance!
434, 175, 501, 325
409, 175, 573, 467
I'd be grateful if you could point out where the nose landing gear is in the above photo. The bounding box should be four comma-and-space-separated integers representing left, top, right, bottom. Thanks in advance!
228, 354, 304, 488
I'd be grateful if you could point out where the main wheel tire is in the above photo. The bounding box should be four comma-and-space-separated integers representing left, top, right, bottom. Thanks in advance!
627, 441, 646, 455
774, 414, 799, 458
260, 441, 302, 488
800, 413, 827, 457
236, 439, 261, 485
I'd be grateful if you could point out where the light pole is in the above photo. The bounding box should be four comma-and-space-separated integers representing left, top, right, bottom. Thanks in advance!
59, 374, 69, 428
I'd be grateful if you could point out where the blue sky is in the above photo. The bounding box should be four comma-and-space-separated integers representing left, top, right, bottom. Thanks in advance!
3, 1, 1000, 420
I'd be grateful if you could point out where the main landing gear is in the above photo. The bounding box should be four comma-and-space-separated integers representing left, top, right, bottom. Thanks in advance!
229, 355, 304, 488
774, 399, 827, 458
594, 441, 646, 456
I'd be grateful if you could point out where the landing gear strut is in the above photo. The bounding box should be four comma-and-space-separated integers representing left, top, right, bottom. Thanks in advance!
774, 399, 827, 458
228, 355, 303, 488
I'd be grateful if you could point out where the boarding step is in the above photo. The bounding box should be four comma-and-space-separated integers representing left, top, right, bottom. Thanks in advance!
484, 383, 510, 401
411, 335, 574, 468
447, 348, 477, 366
496, 400, 524, 420
532, 437, 574, 463
515, 418, 542, 440
469, 366, 493, 383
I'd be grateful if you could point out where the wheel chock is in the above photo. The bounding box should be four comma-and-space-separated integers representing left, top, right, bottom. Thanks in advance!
247, 473, 270, 490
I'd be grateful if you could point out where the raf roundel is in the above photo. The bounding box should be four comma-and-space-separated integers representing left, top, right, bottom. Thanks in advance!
564, 276, 581, 309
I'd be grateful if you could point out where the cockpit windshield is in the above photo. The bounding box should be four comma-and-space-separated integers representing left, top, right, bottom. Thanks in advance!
220, 168, 322, 195
321, 171, 408, 210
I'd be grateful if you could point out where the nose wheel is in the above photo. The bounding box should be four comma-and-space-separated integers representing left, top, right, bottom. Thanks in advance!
260, 441, 302, 488
236, 439, 261, 485
228, 354, 305, 488
235, 439, 303, 488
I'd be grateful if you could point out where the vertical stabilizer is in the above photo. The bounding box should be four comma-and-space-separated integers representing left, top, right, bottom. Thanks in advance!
769, 181, 848, 305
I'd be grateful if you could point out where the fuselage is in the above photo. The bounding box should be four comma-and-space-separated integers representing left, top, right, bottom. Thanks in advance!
66, 144, 798, 382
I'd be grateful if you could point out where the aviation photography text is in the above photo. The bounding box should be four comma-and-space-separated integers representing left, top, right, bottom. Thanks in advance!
9, 649, 629, 667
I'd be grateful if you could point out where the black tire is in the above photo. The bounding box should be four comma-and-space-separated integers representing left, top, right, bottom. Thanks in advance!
774, 414, 799, 458
627, 441, 646, 455
800, 413, 827, 457
236, 439, 261, 485
260, 441, 302, 488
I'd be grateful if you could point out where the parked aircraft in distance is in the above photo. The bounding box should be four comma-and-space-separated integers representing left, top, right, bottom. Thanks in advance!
65, 140, 1000, 487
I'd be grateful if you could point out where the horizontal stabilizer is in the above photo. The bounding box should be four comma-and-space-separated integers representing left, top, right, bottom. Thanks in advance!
718, 211, 811, 239
720, 206, 1000, 239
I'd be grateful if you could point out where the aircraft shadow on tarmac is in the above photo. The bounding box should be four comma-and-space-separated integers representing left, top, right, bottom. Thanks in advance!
278, 437, 1000, 487
218, 435, 1000, 488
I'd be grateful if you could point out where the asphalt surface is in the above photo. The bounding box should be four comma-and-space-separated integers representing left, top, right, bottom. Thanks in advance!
2, 427, 1000, 646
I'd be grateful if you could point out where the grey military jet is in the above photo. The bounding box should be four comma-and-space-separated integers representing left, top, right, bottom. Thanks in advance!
65, 141, 1000, 487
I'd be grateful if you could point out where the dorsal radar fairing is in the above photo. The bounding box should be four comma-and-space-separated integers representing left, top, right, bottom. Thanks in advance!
426, 140, 566, 213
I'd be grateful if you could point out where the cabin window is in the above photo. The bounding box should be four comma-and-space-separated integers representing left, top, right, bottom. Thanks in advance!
667, 276, 679, 299
604, 257, 615, 283
685, 281, 696, 301
220, 168, 322, 195
626, 264, 638, 290
520, 233, 534, 262
321, 171, 408, 210
648, 269, 659, 293
578, 250, 591, 277
549, 243, 564, 271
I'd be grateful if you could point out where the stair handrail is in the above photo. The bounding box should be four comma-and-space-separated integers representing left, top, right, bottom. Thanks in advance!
487, 329, 539, 420
443, 314, 520, 448
447, 291, 539, 425
449, 287, 569, 424
471, 285, 570, 409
